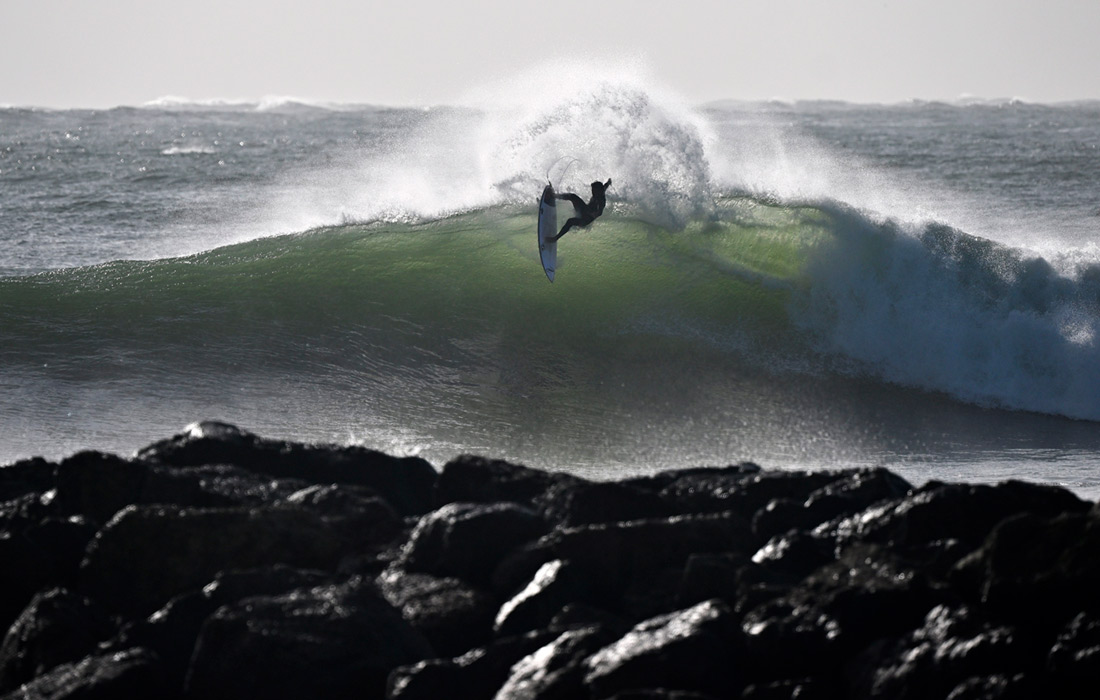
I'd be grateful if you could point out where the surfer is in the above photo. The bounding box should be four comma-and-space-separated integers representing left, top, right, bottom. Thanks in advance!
548, 179, 612, 241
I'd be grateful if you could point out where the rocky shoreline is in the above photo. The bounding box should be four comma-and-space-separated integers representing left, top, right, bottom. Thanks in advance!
1, 421, 1098, 699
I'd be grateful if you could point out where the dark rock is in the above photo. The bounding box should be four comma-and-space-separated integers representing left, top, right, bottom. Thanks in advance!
584, 599, 743, 699
433, 455, 579, 510
944, 674, 1030, 700
185, 577, 433, 700
846, 604, 1032, 699
79, 504, 345, 619
604, 692, 719, 700
112, 565, 331, 690
0, 588, 115, 693
537, 479, 673, 527
742, 678, 839, 700
1047, 612, 1100, 698
515, 512, 755, 610
751, 529, 835, 579
53, 451, 147, 526
819, 480, 1087, 555
496, 625, 618, 700
376, 569, 496, 657
286, 484, 404, 550
622, 463, 762, 494
1, 647, 171, 700
675, 552, 747, 608
952, 509, 1100, 629
137, 421, 438, 515
387, 629, 560, 700
400, 502, 549, 586
661, 468, 846, 518
0, 458, 55, 504
0, 516, 96, 634
495, 559, 587, 637
743, 543, 944, 683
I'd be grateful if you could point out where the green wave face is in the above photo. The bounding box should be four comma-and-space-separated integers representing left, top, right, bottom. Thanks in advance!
5, 195, 1100, 472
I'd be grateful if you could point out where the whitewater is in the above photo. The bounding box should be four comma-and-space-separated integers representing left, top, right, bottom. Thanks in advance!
2, 70, 1099, 496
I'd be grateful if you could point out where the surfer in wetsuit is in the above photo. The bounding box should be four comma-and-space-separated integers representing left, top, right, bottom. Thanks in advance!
548, 179, 612, 241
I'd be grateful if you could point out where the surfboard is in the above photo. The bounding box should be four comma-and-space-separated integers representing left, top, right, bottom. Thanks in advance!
537, 183, 557, 282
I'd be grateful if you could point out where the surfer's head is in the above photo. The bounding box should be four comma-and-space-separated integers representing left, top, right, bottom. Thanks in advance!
591, 179, 611, 194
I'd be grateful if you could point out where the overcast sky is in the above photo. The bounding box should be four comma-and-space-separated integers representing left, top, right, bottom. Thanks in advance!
3, 0, 1097, 108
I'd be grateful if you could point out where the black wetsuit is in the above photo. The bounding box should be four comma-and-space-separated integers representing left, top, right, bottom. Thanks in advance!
551, 179, 610, 241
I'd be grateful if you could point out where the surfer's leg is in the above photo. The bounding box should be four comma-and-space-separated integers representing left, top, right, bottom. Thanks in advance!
552, 217, 587, 241
556, 193, 586, 216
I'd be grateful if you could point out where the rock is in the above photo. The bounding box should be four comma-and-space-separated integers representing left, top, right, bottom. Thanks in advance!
751, 529, 835, 579
137, 421, 438, 515
495, 625, 618, 700
847, 605, 1031, 699
286, 484, 404, 550
517, 512, 755, 612
675, 552, 747, 609
584, 600, 743, 699
0, 516, 96, 634
952, 509, 1100, 629
537, 480, 673, 527
79, 504, 345, 619
495, 560, 587, 638
753, 469, 914, 541
377, 569, 497, 657
819, 480, 1087, 555
433, 456, 578, 510
113, 565, 331, 689
660, 468, 845, 518
0, 458, 55, 504
53, 451, 147, 526
1, 647, 170, 700
743, 543, 942, 683
400, 502, 549, 586
184, 578, 433, 700
0, 588, 115, 693
1047, 612, 1100, 698
387, 629, 560, 700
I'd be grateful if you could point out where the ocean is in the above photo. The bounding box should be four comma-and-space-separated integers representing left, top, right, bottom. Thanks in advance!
2, 82, 1099, 498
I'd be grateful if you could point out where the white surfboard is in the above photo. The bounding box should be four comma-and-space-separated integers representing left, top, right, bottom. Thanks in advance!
537, 183, 557, 282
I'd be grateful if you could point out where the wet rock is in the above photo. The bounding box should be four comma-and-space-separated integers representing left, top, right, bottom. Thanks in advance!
2, 647, 170, 700
751, 528, 835, 579
537, 480, 673, 527
112, 565, 331, 690
847, 605, 1032, 699
675, 553, 746, 609
0, 458, 55, 504
185, 578, 432, 700
0, 515, 97, 634
819, 480, 1087, 555
286, 483, 404, 550
495, 560, 587, 638
584, 599, 743, 699
496, 625, 618, 700
0, 588, 114, 693
53, 451, 147, 526
433, 455, 579, 510
660, 468, 844, 518
400, 502, 549, 586
377, 569, 497, 657
518, 512, 755, 611
1047, 612, 1100, 698
138, 421, 438, 515
952, 509, 1100, 629
79, 504, 345, 619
